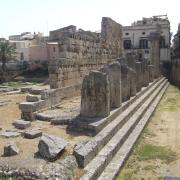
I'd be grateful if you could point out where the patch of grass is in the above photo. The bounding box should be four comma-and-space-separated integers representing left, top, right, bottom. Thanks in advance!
1, 81, 39, 88
116, 156, 140, 180
116, 169, 136, 180
142, 164, 158, 171
158, 85, 180, 112
144, 128, 156, 137
135, 144, 177, 164
64, 168, 74, 178
158, 96, 180, 111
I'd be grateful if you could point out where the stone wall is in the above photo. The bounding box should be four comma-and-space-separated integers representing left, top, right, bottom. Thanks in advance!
48, 17, 123, 89
20, 83, 81, 121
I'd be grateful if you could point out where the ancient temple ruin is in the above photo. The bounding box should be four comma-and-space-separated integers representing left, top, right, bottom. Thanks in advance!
48, 17, 123, 89
16, 16, 172, 180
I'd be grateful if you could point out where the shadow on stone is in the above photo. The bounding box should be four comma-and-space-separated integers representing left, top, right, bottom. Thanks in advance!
34, 149, 65, 162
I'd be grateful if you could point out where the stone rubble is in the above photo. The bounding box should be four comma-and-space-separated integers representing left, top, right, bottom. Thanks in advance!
26, 94, 40, 102
13, 119, 31, 129
4, 142, 19, 156
24, 129, 42, 139
0, 130, 21, 138
38, 134, 68, 160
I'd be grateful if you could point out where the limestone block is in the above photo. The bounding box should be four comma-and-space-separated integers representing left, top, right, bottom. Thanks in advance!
24, 129, 42, 139
38, 134, 68, 159
0, 130, 21, 138
13, 119, 31, 129
73, 140, 98, 168
4, 142, 19, 156
21, 112, 36, 121
41, 89, 55, 100
20, 87, 32, 93
29, 89, 44, 95
80, 70, 110, 118
51, 116, 72, 125
26, 94, 40, 102
19, 102, 39, 113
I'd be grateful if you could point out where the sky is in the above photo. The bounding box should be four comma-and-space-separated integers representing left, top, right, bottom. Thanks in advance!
0, 0, 179, 39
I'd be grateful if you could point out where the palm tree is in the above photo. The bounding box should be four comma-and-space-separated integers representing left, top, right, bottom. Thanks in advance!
0, 41, 16, 71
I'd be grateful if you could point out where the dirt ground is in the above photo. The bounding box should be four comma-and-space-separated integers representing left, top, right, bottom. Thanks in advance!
117, 85, 180, 180
0, 86, 89, 171
0, 83, 179, 179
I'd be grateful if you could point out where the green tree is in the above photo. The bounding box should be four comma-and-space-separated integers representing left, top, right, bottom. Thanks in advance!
0, 41, 16, 71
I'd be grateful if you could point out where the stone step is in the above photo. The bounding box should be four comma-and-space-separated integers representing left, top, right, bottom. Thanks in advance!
98, 82, 169, 180
74, 77, 166, 168
79, 79, 168, 180
71, 77, 161, 135
87, 77, 161, 135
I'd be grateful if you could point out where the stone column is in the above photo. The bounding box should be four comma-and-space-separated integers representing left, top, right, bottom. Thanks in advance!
128, 67, 137, 97
135, 62, 143, 92
101, 62, 121, 109
126, 53, 137, 70
121, 64, 131, 102
80, 70, 110, 118
142, 59, 149, 87
148, 65, 155, 82
149, 32, 161, 78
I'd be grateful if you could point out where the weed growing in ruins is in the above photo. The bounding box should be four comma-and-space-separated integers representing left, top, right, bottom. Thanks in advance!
142, 164, 158, 171
158, 85, 180, 111
116, 169, 135, 180
1, 81, 39, 88
144, 128, 156, 137
135, 143, 177, 164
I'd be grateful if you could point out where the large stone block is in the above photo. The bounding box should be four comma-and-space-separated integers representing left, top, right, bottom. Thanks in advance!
38, 134, 68, 159
4, 142, 19, 156
29, 88, 45, 95
26, 94, 40, 102
21, 87, 32, 93
80, 70, 110, 118
24, 129, 42, 139
21, 112, 36, 121
19, 102, 39, 113
13, 119, 31, 129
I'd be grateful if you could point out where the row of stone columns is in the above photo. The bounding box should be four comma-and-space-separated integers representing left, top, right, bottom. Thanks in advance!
80, 55, 158, 119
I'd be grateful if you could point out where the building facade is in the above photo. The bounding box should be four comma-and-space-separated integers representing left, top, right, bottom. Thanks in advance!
122, 15, 171, 62
9, 32, 48, 62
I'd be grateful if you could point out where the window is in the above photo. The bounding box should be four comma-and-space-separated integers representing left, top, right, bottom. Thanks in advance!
142, 32, 146, 35
123, 40, 131, 49
139, 39, 148, 49
125, 32, 129, 36
160, 38, 166, 48
53, 47, 56, 52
